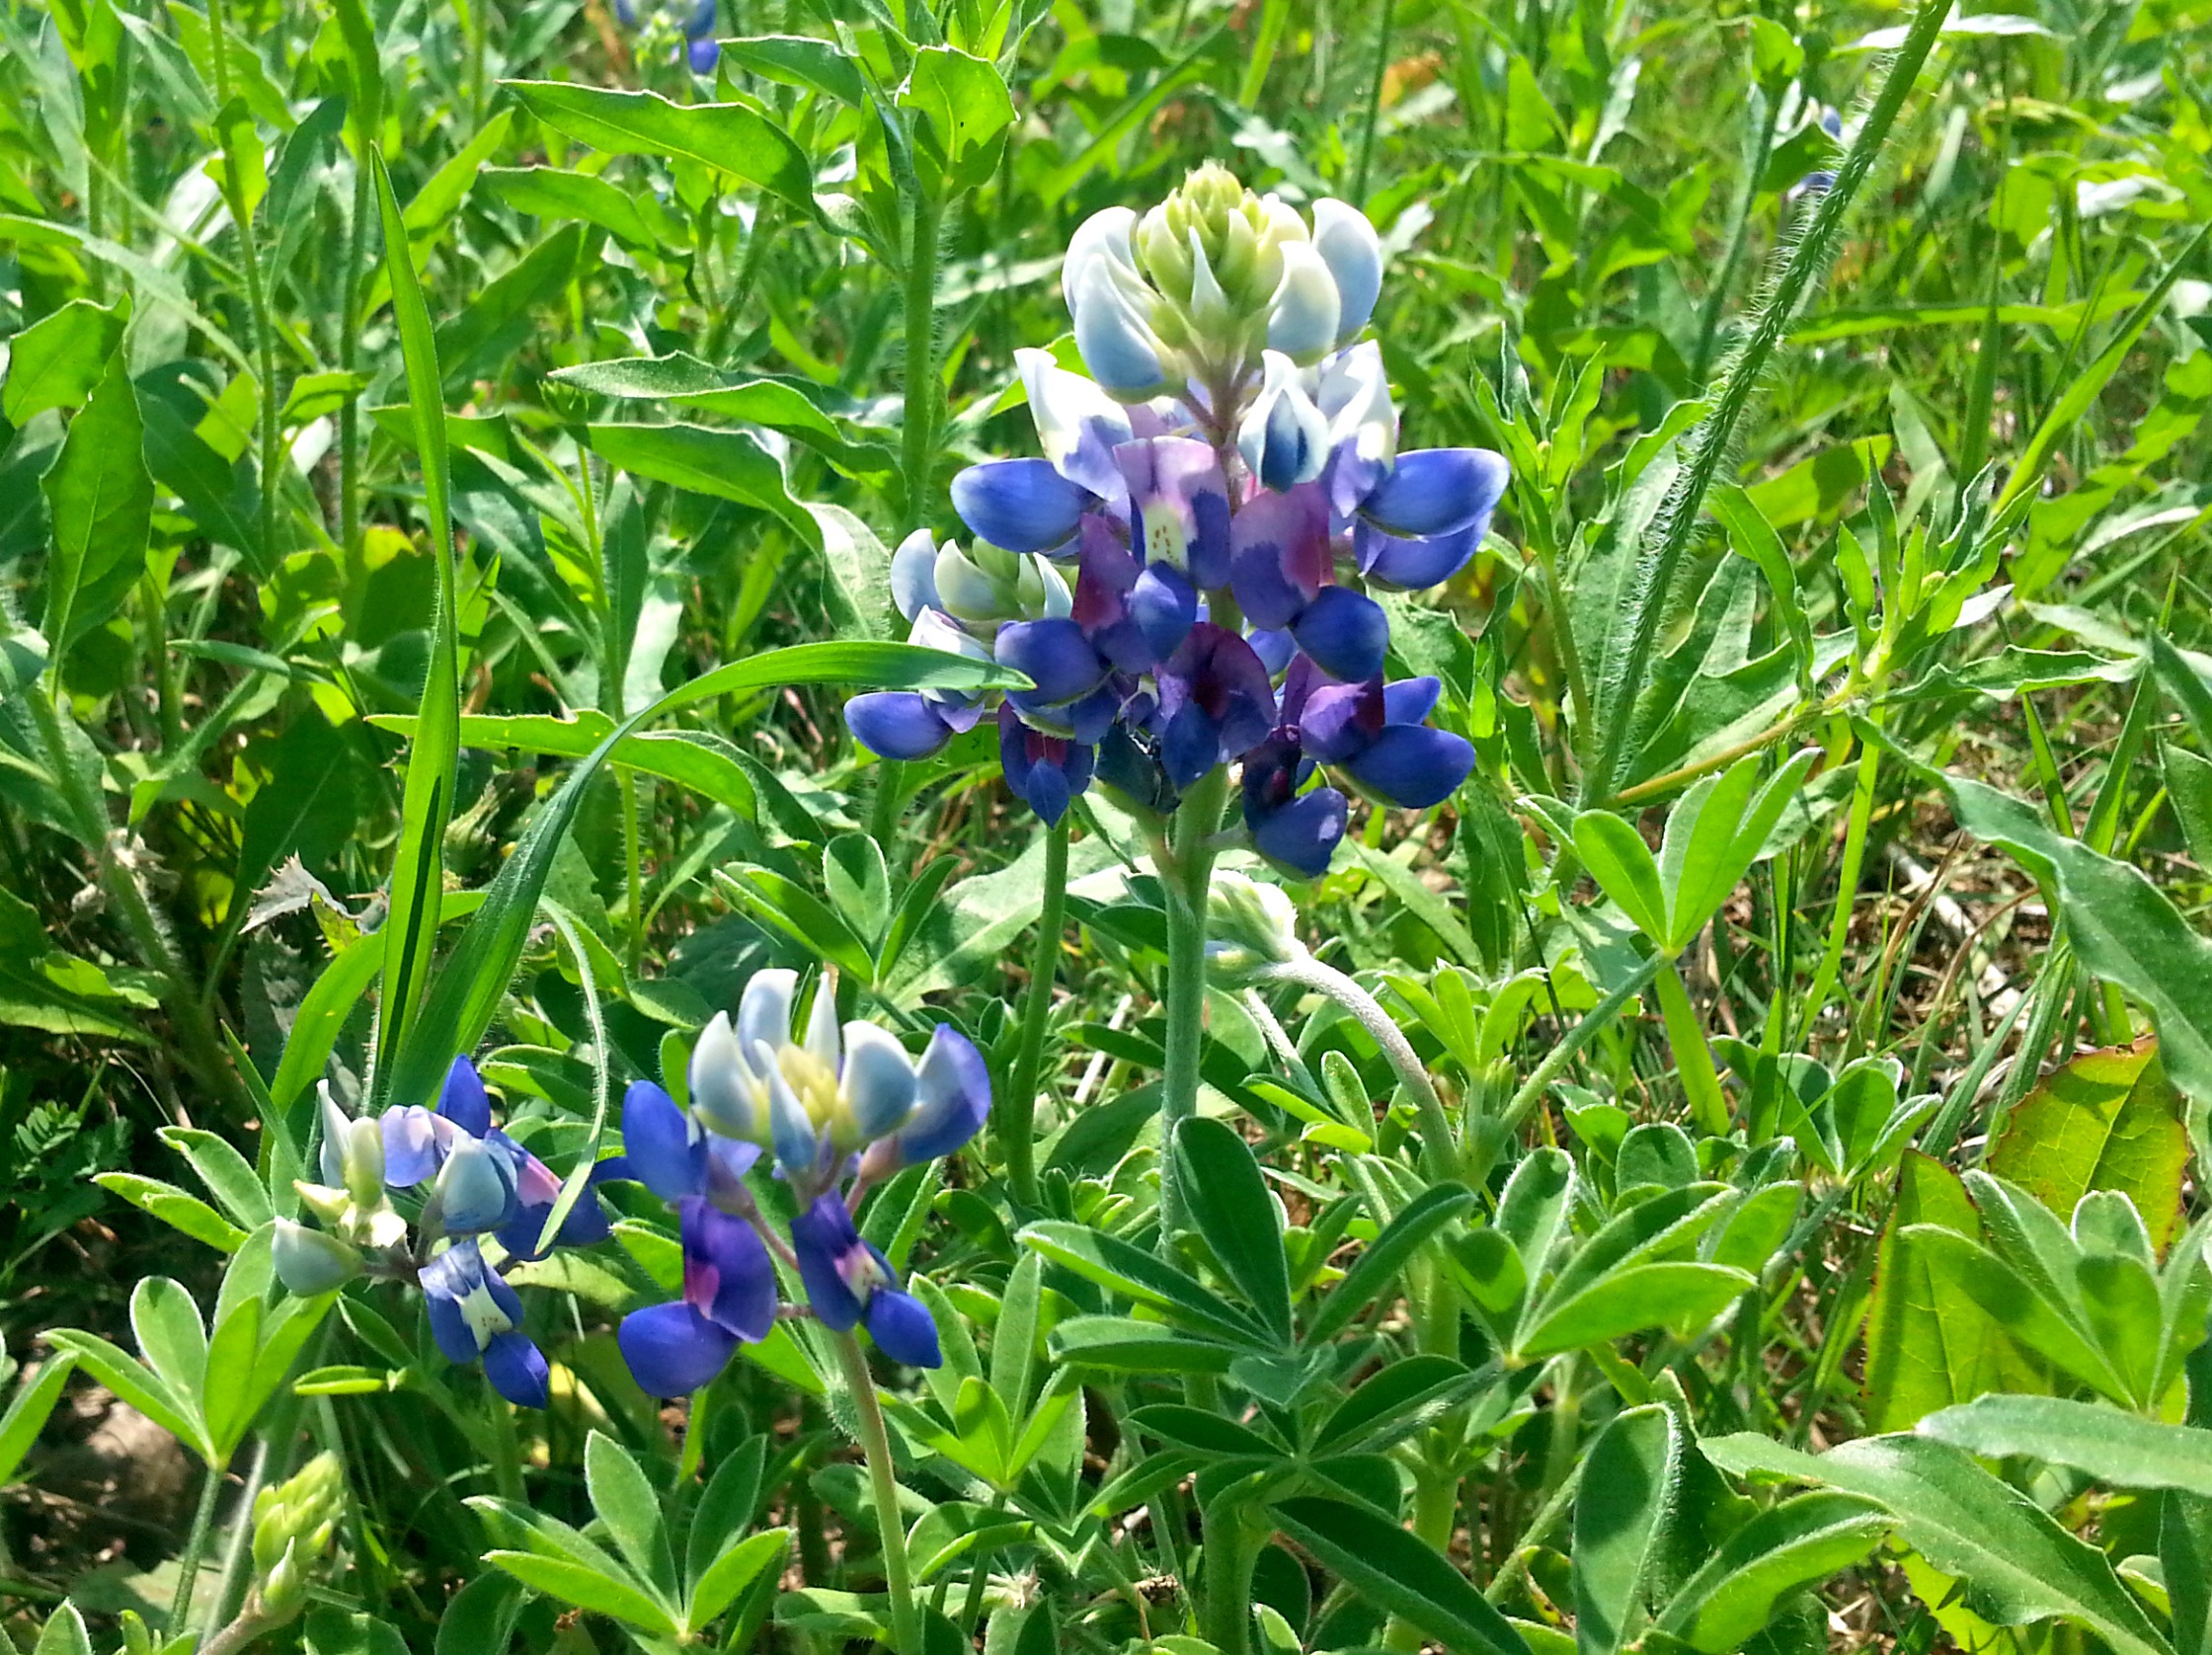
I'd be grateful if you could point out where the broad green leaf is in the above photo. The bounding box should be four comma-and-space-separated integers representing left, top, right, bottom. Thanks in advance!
900, 45, 1017, 193
31, 1604, 91, 1655
2169, 1485, 2212, 1655
40, 348, 151, 665
480, 165, 678, 252
3, 296, 126, 423
1702, 1432, 2172, 1655
1573, 1405, 1682, 1655
1312, 1354, 1485, 1456
1518, 1261, 1755, 1358
370, 146, 461, 1093
1572, 811, 1668, 944
42, 1330, 204, 1461
1989, 1041, 2189, 1252
1047, 1315, 1242, 1375
1016, 1221, 1267, 1346
988, 1249, 1044, 1420
586, 422, 818, 546
1918, 1394, 2212, 1495
720, 35, 866, 104
482, 1552, 678, 1634
548, 355, 895, 479
1275, 1495, 1529, 1655
1905, 1224, 2124, 1401
434, 1573, 528, 1655
1655, 1491, 1889, 1652
304, 1610, 414, 1655
686, 1528, 789, 1632
504, 82, 816, 213
200, 1295, 264, 1458
1173, 1116, 1294, 1344
156, 1126, 274, 1230
0, 1353, 76, 1485
586, 1431, 678, 1604
1304, 1182, 1474, 1345
1657, 748, 1821, 950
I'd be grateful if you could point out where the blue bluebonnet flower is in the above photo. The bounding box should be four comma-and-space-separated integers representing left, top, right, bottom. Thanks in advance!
846, 163, 1506, 878
1790, 107, 1848, 201
422, 1237, 551, 1408
611, 970, 991, 1390
613, 0, 718, 72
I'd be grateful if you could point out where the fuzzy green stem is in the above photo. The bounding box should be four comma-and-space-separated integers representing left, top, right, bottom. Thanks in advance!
901, 188, 944, 532
201, 1436, 270, 1638
833, 1333, 920, 1655
1582, 0, 1952, 807
1156, 767, 1230, 1241
620, 767, 645, 973
1652, 957, 1729, 1137
1002, 816, 1069, 1211
170, 1459, 225, 1632
485, 1373, 524, 1502
1254, 956, 1456, 1178
1197, 1500, 1261, 1655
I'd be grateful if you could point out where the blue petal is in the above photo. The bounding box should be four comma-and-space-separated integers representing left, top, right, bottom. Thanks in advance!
898, 1026, 992, 1163
1383, 677, 1443, 726
1161, 701, 1223, 791
995, 618, 1106, 706
436, 1138, 517, 1234
1353, 519, 1478, 592
890, 530, 940, 620
846, 692, 956, 761
483, 1331, 551, 1408
437, 1057, 492, 1138
622, 1080, 705, 1203
1345, 726, 1475, 809
619, 1300, 738, 1397
1130, 564, 1197, 664
1248, 627, 1297, 677
1359, 448, 1510, 540
379, 1105, 443, 1188
421, 1242, 493, 1364
685, 32, 718, 71
1290, 587, 1389, 683
789, 1195, 866, 1331
866, 1290, 943, 1369
684, 0, 716, 33
556, 1190, 612, 1248
684, 1202, 777, 1342
1250, 786, 1349, 879
950, 459, 1091, 554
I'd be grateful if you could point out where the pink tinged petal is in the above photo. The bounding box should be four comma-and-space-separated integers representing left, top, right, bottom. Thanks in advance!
1115, 437, 1231, 591
1228, 486, 1331, 629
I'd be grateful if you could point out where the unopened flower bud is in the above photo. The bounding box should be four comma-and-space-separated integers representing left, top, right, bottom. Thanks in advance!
689, 1011, 757, 1141
252, 1450, 344, 1620
1267, 242, 1342, 363
1237, 352, 1330, 493
273, 1221, 364, 1296
1206, 871, 1307, 984
1310, 199, 1384, 345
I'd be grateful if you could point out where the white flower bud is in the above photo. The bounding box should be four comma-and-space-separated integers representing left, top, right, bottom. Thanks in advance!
1266, 242, 1343, 364
1310, 198, 1384, 344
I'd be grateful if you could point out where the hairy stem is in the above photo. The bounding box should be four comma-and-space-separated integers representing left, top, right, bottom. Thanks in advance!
1002, 815, 1069, 1210
833, 1333, 920, 1655
901, 188, 944, 533
1157, 766, 1230, 1241
1581, 0, 1952, 806
1197, 1499, 1261, 1655
1254, 956, 1456, 1178
170, 1459, 225, 1632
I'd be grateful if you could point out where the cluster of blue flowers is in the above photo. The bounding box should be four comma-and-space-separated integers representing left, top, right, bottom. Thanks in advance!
272, 970, 989, 1404
845, 163, 1507, 876
612, 0, 718, 73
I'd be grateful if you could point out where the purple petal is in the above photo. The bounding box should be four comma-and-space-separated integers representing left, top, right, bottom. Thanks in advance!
379, 1106, 443, 1188
995, 618, 1106, 706
846, 691, 957, 761
865, 1290, 943, 1368
1344, 726, 1475, 809
619, 1300, 738, 1397
789, 1195, 866, 1331
483, 1331, 551, 1408
1290, 587, 1389, 683
951, 459, 1092, 554
437, 1057, 492, 1138
1116, 437, 1231, 591
1299, 677, 1385, 764
1227, 487, 1329, 630
683, 1201, 776, 1342
1359, 448, 1510, 540
1161, 701, 1224, 791
1353, 519, 1479, 592
1248, 626, 1297, 677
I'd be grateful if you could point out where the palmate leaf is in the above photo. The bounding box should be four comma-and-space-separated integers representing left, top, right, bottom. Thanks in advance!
1918, 1394, 2212, 1497
1275, 1495, 1528, 1655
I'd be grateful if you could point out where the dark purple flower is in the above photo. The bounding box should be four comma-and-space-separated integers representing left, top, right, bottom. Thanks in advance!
1154, 623, 1278, 789
951, 459, 1095, 554
1241, 735, 1349, 878
422, 1238, 550, 1408
789, 1195, 941, 1368
1299, 674, 1474, 810
1072, 516, 1195, 672
998, 704, 1093, 826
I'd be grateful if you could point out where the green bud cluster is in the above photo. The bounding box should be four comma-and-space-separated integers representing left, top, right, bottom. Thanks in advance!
1134, 163, 1310, 380
1205, 871, 1307, 985
252, 1452, 346, 1624
932, 539, 1071, 632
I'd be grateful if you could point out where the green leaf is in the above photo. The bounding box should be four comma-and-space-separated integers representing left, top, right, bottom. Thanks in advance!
304, 1609, 414, 1655
40, 347, 151, 665
1703, 1431, 2172, 1655
381, 641, 1023, 1110
1046, 1315, 1242, 1375
129, 1276, 207, 1417
1988, 1041, 2189, 1252
156, 1126, 274, 1230
1304, 1182, 1474, 1345
586, 1431, 678, 1604
504, 81, 816, 213
1519, 1261, 1755, 1358
1573, 811, 1669, 945
2168, 1484, 2212, 1655
989, 1249, 1044, 1420
42, 1330, 205, 1462
370, 145, 461, 1092
434, 1573, 529, 1655
1654, 1491, 1889, 1652
0, 887, 162, 1041
1275, 1494, 1529, 1655
548, 354, 894, 479
1016, 1221, 1267, 1346
199, 1295, 263, 1458
722, 34, 865, 102
1126, 1403, 1281, 1458
480, 165, 678, 252
1173, 1116, 1294, 1344
0, 1353, 76, 1486
1312, 1354, 1486, 1456
686, 1438, 768, 1609
1574, 1405, 1682, 1655
486, 1548, 679, 1631
585, 422, 818, 546
899, 45, 1017, 193
1918, 1394, 2212, 1496
1709, 484, 1812, 693
1655, 748, 1821, 950
686, 1528, 789, 1633
3, 296, 127, 423
31, 1604, 91, 1655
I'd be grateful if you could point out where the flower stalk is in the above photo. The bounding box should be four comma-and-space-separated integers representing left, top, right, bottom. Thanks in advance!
1002, 815, 1070, 1209
834, 1331, 922, 1655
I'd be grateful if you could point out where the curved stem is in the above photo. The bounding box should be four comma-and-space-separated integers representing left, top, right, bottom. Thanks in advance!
1002, 816, 1069, 1210
832, 1332, 921, 1655
170, 1459, 225, 1632
1581, 0, 1952, 807
1253, 957, 1457, 1179
1797, 733, 1881, 1052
